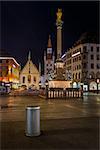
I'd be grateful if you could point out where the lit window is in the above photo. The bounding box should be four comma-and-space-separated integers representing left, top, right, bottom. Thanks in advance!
2, 66, 8, 77
13, 64, 16, 68
34, 77, 36, 82
28, 75, 31, 83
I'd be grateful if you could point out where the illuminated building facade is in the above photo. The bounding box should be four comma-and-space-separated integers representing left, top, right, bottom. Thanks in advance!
44, 35, 55, 81
62, 33, 100, 91
20, 51, 40, 89
0, 56, 20, 89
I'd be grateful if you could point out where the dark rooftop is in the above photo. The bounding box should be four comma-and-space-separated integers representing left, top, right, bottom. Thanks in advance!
74, 32, 99, 46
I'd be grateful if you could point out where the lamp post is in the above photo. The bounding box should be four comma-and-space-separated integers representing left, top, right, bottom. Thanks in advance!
97, 79, 99, 94
89, 74, 92, 92
66, 69, 70, 80
10, 82, 12, 90
80, 83, 83, 98
45, 80, 48, 99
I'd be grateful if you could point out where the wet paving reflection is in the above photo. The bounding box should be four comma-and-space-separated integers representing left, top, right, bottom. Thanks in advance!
0, 95, 100, 122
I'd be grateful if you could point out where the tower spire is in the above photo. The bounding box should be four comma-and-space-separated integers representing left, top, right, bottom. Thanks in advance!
28, 51, 31, 60
39, 62, 41, 76
47, 35, 52, 48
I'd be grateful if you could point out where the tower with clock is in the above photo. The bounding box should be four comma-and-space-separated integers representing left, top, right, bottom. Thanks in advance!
44, 35, 55, 81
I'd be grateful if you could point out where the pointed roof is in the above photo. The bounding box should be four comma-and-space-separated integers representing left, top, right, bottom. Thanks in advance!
74, 32, 99, 46
39, 62, 41, 75
20, 60, 39, 75
28, 51, 31, 60
44, 50, 46, 56
47, 35, 52, 48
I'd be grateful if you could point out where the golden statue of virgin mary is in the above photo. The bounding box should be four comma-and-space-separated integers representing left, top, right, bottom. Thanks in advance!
56, 8, 62, 22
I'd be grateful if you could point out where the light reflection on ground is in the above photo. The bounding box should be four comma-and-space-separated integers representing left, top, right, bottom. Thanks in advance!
0, 95, 100, 122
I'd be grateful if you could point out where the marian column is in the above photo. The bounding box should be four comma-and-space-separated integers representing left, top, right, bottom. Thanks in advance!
54, 8, 65, 80
48, 8, 72, 90
56, 8, 63, 60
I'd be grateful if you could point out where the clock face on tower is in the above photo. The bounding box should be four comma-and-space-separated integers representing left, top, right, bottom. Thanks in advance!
47, 48, 52, 54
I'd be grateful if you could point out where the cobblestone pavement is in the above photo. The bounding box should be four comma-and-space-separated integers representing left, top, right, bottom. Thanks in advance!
0, 117, 99, 150
0, 95, 100, 149
0, 95, 100, 122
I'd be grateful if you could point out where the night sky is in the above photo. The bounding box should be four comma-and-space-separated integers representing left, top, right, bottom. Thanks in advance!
1, 1, 99, 72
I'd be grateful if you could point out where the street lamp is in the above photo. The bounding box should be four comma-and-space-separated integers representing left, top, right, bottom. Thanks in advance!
10, 82, 12, 90
97, 79, 99, 94
45, 80, 48, 99
80, 82, 83, 98
88, 74, 92, 92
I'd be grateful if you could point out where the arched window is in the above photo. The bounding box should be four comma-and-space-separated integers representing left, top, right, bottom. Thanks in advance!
33, 76, 36, 82
28, 75, 31, 83
90, 82, 97, 90
79, 73, 81, 79
22, 76, 25, 83
96, 72, 100, 78
89, 72, 95, 79
76, 73, 77, 79
73, 74, 74, 79
73, 82, 77, 88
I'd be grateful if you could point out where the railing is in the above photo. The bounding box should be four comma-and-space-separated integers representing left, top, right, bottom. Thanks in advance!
47, 88, 83, 99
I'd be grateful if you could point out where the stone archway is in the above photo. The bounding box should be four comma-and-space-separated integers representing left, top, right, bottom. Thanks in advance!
96, 72, 100, 78
73, 82, 78, 88
89, 72, 95, 79
89, 81, 97, 90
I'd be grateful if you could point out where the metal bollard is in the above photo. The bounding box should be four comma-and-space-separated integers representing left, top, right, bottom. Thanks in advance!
26, 106, 40, 137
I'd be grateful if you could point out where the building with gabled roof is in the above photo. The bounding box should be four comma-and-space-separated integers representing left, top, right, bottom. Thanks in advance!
20, 51, 40, 89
